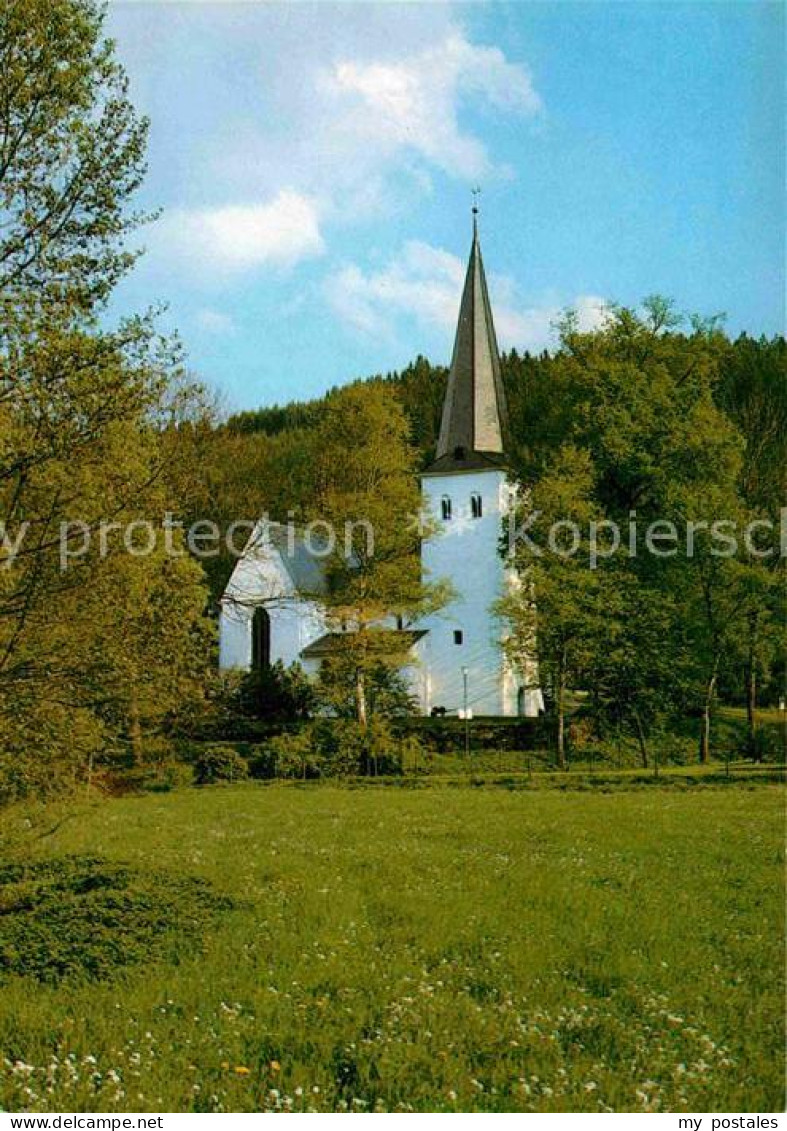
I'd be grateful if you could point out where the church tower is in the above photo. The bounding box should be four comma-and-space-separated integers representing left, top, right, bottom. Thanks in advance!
419, 210, 541, 717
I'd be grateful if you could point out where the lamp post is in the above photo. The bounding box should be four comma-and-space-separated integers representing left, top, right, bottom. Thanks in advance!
462, 666, 470, 766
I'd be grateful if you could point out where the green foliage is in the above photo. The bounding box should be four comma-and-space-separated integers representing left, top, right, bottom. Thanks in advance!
264, 729, 323, 780
715, 334, 787, 515
501, 305, 784, 765
741, 726, 784, 764
261, 718, 409, 779
316, 656, 416, 718
0, 0, 213, 792
0, 856, 233, 985
312, 718, 404, 777
298, 382, 449, 726
192, 745, 249, 786
139, 758, 195, 794
0, 0, 150, 321
236, 662, 316, 721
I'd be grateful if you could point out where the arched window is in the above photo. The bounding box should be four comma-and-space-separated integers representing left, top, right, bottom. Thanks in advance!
252, 606, 271, 671
470, 493, 483, 519
441, 496, 452, 521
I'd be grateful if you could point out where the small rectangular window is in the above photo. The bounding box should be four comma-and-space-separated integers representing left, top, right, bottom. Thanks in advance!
453, 630, 463, 645
470, 493, 482, 519
441, 496, 452, 521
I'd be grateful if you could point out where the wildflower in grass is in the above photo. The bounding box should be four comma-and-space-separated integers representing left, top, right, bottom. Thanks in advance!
270, 1060, 281, 1072
234, 1066, 250, 1075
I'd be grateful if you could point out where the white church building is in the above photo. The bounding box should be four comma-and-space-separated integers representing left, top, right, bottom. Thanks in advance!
219, 215, 543, 718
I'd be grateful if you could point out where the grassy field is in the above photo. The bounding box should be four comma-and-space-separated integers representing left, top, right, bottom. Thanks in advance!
0, 783, 783, 1113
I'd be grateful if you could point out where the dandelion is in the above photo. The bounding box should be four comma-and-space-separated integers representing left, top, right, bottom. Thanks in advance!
234, 1066, 250, 1076
270, 1060, 281, 1072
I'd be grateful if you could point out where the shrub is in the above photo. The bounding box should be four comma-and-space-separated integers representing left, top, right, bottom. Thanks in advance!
192, 744, 249, 785
311, 719, 367, 777
0, 857, 233, 984
743, 726, 785, 763
246, 743, 279, 779
399, 732, 431, 774
260, 719, 411, 779
312, 718, 405, 777
237, 661, 316, 721
265, 730, 321, 780
142, 759, 195, 792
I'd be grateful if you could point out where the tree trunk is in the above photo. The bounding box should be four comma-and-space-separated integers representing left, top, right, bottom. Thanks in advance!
745, 610, 758, 759
699, 667, 718, 764
355, 667, 368, 729
632, 710, 649, 769
555, 647, 567, 770
129, 695, 143, 766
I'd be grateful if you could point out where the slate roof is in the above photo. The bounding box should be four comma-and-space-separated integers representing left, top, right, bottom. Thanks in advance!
421, 448, 509, 477
248, 522, 332, 597
424, 214, 511, 474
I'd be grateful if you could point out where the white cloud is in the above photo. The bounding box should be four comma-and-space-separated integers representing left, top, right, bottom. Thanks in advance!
115, 8, 544, 283
326, 241, 463, 338
208, 25, 544, 222
160, 191, 324, 274
326, 32, 542, 182
195, 308, 236, 335
326, 241, 608, 353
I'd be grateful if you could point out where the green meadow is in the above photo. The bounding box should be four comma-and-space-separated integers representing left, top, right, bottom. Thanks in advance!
1, 783, 783, 1113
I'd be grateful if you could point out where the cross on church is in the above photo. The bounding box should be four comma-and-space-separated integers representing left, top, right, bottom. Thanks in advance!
471, 186, 481, 215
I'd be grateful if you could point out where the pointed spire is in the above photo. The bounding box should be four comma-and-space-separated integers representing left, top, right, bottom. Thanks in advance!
431, 207, 510, 470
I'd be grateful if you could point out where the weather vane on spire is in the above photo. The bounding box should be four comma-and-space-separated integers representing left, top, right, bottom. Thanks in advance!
471, 186, 482, 215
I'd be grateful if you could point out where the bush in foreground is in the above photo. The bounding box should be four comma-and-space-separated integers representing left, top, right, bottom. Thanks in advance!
193, 745, 249, 786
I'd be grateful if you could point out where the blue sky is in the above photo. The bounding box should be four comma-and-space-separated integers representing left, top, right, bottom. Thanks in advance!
106, 1, 785, 412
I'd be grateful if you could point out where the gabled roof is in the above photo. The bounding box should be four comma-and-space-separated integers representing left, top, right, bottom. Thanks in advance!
300, 629, 428, 659
424, 213, 510, 473
265, 523, 331, 597
221, 521, 335, 607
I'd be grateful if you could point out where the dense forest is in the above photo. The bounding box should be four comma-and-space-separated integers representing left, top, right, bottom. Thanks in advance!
0, 0, 784, 802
